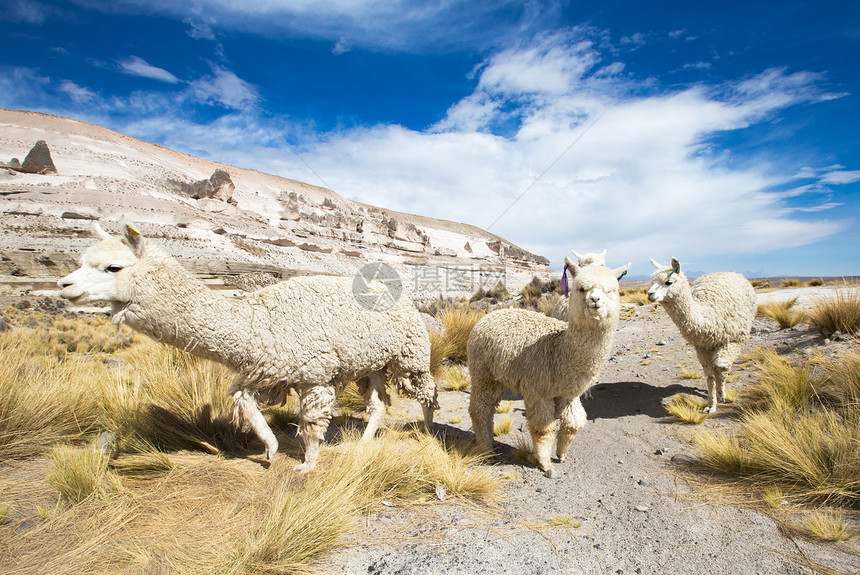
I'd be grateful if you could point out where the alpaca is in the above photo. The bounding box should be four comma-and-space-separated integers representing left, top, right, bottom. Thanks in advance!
468, 258, 630, 477
553, 249, 611, 321
648, 258, 756, 414
58, 221, 438, 472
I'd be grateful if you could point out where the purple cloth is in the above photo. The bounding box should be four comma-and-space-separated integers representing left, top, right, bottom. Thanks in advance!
561, 263, 569, 297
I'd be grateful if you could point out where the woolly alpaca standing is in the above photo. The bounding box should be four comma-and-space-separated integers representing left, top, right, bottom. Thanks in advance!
468, 259, 630, 477
551, 249, 609, 321
58, 222, 438, 472
647, 258, 756, 414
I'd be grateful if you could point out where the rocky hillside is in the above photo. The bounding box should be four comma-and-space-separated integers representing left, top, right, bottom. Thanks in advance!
0, 109, 549, 299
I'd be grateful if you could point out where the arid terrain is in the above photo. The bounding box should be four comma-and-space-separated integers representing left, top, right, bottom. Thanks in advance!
327, 291, 859, 575
1, 284, 857, 575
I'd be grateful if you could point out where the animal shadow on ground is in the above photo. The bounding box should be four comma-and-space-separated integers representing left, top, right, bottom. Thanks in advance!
583, 380, 705, 420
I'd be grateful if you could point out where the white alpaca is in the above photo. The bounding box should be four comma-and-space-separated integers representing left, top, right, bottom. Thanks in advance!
647, 258, 756, 414
58, 222, 438, 472
468, 258, 630, 477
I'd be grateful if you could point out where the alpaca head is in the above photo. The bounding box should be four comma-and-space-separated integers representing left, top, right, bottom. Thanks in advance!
571, 249, 607, 267
563, 256, 630, 322
58, 221, 146, 305
647, 257, 685, 303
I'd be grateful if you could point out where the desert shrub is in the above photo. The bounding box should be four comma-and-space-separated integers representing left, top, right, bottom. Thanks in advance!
751, 279, 772, 289
756, 297, 801, 329
805, 288, 860, 335
47, 444, 123, 503
470, 281, 509, 303
690, 349, 860, 506
781, 278, 801, 288
438, 364, 470, 391
434, 306, 485, 364
807, 278, 824, 287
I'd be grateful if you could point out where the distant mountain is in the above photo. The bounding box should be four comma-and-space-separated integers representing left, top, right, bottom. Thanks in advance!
0, 109, 549, 299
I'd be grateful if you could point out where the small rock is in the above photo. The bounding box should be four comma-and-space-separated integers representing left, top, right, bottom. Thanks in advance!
638, 478, 649, 487
654, 449, 665, 456
656, 340, 667, 346
544, 468, 558, 479
95, 431, 116, 455
635, 505, 649, 512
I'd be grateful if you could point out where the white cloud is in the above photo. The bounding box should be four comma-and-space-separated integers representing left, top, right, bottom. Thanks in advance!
820, 169, 860, 185
189, 66, 260, 110
117, 56, 180, 83
58, 80, 97, 103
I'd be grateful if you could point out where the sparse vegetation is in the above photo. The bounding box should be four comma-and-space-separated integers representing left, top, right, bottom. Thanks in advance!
751, 279, 772, 290
805, 288, 860, 335
781, 278, 802, 288
0, 309, 500, 573
620, 287, 651, 306
439, 364, 471, 391
434, 305, 485, 364
690, 348, 860, 508
493, 416, 513, 437
677, 365, 703, 380
665, 394, 707, 424
757, 297, 801, 329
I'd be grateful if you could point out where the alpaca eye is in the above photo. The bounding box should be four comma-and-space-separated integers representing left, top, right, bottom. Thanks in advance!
105, 265, 124, 273
578, 287, 586, 293
664, 280, 673, 286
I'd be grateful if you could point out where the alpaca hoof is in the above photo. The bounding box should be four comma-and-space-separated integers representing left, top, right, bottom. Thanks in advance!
543, 467, 558, 479
557, 453, 567, 463
702, 406, 717, 415
293, 462, 315, 474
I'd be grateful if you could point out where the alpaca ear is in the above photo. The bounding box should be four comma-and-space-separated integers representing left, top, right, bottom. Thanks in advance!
91, 221, 111, 241
614, 262, 632, 281
564, 256, 580, 277
599, 249, 607, 258
671, 258, 681, 274
122, 221, 145, 257
571, 249, 585, 262
649, 258, 662, 270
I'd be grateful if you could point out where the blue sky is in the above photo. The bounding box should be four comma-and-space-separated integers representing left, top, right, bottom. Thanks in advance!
1, 0, 858, 277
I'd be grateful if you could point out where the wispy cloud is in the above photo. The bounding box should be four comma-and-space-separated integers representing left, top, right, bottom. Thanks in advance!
117, 56, 180, 83
188, 66, 260, 109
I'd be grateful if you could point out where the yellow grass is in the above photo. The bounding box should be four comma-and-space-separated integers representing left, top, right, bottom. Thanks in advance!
0, 310, 502, 574
806, 287, 860, 335
677, 365, 702, 380
436, 306, 485, 363
439, 364, 471, 391
493, 416, 513, 437
495, 401, 513, 414
665, 394, 707, 424
620, 288, 651, 306
689, 349, 860, 507
757, 297, 801, 329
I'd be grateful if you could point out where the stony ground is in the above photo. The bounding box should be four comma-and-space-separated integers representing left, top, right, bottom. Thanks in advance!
329, 301, 860, 575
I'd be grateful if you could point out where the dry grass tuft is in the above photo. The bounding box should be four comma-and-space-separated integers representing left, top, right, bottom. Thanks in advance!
47, 444, 123, 503
620, 288, 651, 306
439, 364, 471, 391
436, 306, 485, 363
677, 365, 703, 380
781, 278, 802, 288
795, 510, 858, 543
665, 394, 707, 424
806, 288, 860, 335
493, 416, 513, 437
495, 401, 513, 414
689, 349, 860, 507
757, 297, 801, 329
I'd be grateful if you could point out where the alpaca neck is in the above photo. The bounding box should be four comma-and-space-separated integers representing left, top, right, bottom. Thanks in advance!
663, 281, 708, 337
564, 311, 618, 376
116, 252, 257, 370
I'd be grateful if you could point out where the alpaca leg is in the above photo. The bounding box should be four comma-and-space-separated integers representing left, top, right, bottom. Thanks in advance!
414, 371, 438, 433
468, 375, 505, 453
360, 372, 390, 441
524, 395, 559, 477
714, 367, 727, 403
295, 385, 336, 474
232, 390, 279, 460
703, 374, 718, 414
556, 396, 587, 462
